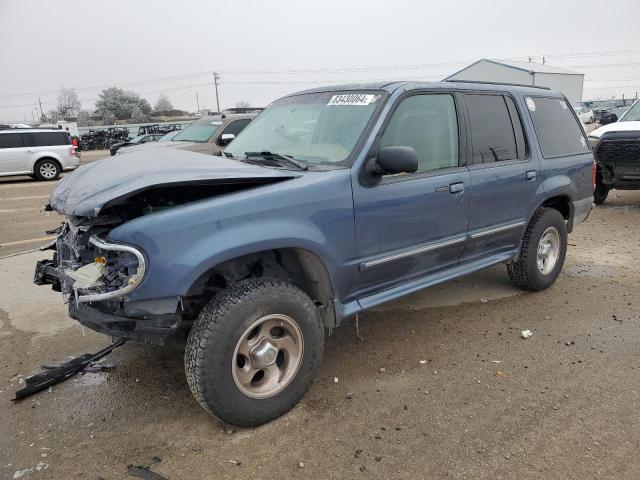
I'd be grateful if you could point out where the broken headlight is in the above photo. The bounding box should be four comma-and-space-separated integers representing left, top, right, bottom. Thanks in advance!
72, 235, 146, 303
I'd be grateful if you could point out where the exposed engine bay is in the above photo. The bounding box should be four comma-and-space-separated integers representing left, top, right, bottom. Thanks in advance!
34, 216, 143, 303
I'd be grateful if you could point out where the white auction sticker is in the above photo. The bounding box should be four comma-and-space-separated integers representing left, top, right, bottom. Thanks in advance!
526, 97, 536, 112
328, 94, 379, 106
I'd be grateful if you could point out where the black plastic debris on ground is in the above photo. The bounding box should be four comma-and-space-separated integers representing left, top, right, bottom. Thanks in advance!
127, 465, 168, 480
12, 339, 125, 401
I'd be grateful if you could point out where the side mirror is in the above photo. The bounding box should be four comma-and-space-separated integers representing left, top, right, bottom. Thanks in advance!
219, 133, 235, 146
371, 146, 419, 175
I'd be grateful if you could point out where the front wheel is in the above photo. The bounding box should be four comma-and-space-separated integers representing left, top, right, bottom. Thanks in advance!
507, 208, 567, 292
185, 278, 324, 427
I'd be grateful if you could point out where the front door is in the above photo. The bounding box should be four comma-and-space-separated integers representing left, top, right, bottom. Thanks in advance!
352, 92, 470, 300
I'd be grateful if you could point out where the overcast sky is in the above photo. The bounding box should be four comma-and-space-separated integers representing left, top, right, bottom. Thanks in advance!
1, 0, 640, 122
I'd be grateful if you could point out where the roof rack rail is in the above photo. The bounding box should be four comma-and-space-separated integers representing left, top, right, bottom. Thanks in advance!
444, 79, 551, 90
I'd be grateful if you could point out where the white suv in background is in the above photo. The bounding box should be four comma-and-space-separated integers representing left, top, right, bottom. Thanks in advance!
0, 128, 80, 181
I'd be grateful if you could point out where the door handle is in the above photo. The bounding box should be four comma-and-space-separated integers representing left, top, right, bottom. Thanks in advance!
526, 170, 537, 181
449, 182, 465, 194
26, 150, 36, 153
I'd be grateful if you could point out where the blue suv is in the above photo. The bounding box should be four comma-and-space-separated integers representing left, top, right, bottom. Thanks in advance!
35, 81, 594, 426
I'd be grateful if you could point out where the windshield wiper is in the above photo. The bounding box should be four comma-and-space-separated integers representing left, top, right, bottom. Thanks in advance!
244, 151, 307, 170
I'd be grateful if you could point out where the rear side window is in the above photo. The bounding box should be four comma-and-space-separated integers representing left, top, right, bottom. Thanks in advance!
0, 133, 26, 148
31, 131, 70, 147
528, 97, 589, 158
465, 94, 526, 164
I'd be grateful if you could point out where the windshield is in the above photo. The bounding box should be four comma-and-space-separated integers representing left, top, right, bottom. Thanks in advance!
172, 118, 223, 143
160, 130, 179, 141
225, 91, 384, 166
620, 100, 640, 122
130, 135, 147, 143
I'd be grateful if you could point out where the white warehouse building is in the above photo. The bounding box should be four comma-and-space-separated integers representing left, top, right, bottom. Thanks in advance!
445, 59, 584, 106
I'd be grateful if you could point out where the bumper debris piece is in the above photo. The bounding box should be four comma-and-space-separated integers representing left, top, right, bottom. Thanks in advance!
12, 339, 125, 401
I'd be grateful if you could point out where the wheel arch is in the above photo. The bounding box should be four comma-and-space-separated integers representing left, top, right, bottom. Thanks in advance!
531, 194, 574, 232
184, 247, 337, 327
31, 155, 62, 174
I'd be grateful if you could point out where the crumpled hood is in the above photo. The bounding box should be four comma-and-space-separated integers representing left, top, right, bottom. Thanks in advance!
49, 148, 298, 217
117, 140, 201, 155
590, 121, 640, 139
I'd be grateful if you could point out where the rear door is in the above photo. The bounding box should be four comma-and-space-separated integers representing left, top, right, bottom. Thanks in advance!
352, 92, 470, 299
31, 131, 71, 167
461, 92, 542, 262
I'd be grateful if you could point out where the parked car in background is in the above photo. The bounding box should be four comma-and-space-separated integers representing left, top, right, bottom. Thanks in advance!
116, 114, 255, 156
110, 133, 164, 155
0, 128, 79, 180
137, 123, 184, 136
35, 81, 594, 426
590, 99, 633, 125
574, 106, 595, 124
588, 98, 640, 204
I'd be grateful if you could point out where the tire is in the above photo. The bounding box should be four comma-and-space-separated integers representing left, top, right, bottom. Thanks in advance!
33, 158, 61, 181
507, 208, 567, 292
185, 278, 324, 427
593, 182, 610, 205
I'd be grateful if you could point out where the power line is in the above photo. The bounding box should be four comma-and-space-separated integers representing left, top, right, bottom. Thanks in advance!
2, 47, 640, 100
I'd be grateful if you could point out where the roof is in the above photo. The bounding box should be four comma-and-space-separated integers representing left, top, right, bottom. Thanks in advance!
0, 128, 65, 133
446, 59, 583, 79
290, 81, 560, 98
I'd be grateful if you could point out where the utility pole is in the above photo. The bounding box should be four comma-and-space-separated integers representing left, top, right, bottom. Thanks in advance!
213, 72, 221, 113
38, 97, 44, 122
195, 91, 200, 112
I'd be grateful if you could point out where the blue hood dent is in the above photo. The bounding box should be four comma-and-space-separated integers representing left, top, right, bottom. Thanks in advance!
49, 149, 297, 217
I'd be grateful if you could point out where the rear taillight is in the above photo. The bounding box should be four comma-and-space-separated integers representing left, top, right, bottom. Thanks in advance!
70, 146, 78, 158
71, 137, 78, 148
592, 160, 597, 192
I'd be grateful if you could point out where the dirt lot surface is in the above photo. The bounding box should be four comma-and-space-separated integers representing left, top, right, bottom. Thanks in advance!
1, 149, 640, 479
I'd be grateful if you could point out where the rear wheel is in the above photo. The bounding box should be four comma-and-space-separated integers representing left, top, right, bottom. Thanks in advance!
593, 181, 610, 205
185, 278, 324, 427
33, 158, 61, 181
507, 208, 567, 291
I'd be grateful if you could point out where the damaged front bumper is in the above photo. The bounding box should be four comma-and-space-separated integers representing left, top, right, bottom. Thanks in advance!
35, 235, 146, 303
34, 219, 180, 341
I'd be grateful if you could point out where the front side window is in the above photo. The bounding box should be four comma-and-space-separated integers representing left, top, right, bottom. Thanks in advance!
380, 94, 459, 173
465, 94, 526, 164
222, 118, 251, 137
528, 97, 590, 158
0, 133, 25, 149
225, 91, 383, 166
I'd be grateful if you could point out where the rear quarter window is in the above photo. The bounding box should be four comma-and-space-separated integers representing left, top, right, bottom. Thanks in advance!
31, 131, 70, 147
528, 97, 589, 158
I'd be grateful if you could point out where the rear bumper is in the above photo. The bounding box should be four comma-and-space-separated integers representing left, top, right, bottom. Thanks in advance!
572, 197, 593, 227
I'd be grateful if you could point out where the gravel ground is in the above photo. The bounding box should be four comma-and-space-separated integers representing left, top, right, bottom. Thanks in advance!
1, 153, 639, 479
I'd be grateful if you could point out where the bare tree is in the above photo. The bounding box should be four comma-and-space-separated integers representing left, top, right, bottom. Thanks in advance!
130, 106, 147, 123
77, 110, 92, 127
57, 86, 81, 117
235, 100, 251, 108
102, 111, 116, 126
154, 94, 173, 112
